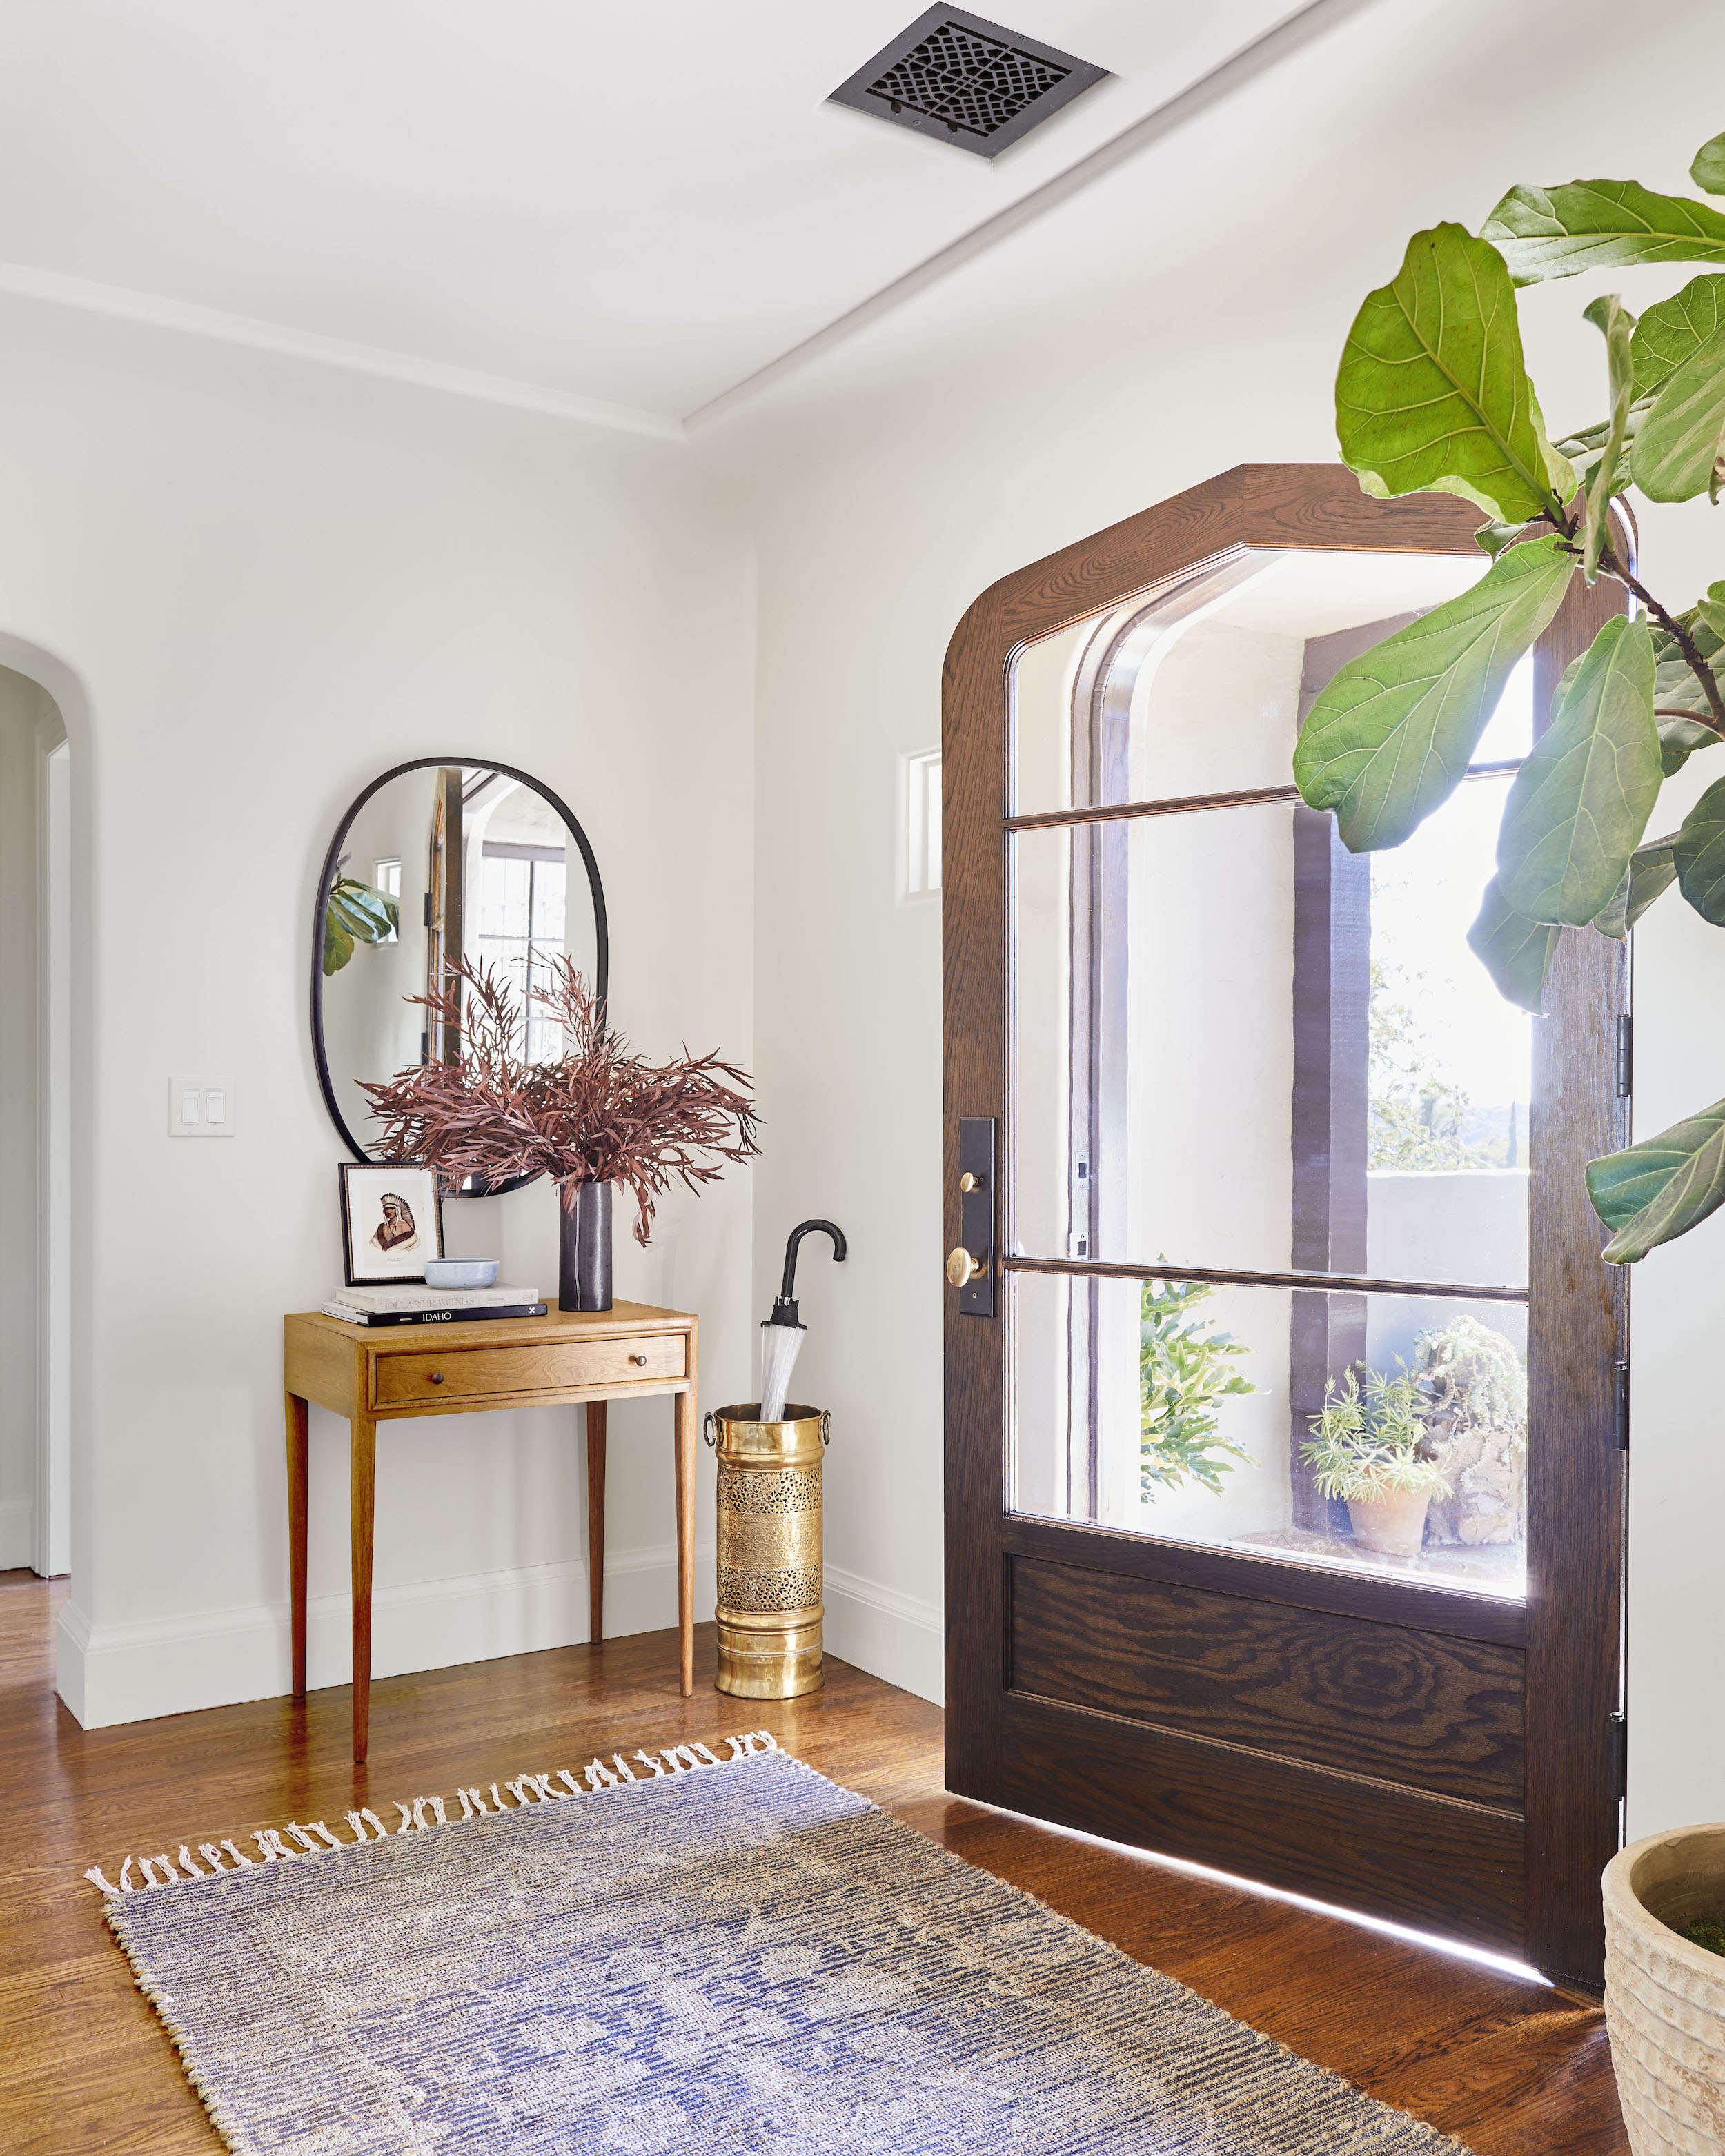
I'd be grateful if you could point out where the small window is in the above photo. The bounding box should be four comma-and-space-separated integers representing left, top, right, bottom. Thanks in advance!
373, 858, 402, 942
903, 748, 942, 898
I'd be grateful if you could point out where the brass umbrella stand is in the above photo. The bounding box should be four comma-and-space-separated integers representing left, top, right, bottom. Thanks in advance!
705, 1403, 829, 1699
707, 1219, 845, 1700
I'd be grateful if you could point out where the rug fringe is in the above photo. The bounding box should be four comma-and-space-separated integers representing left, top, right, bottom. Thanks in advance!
83, 1728, 781, 1897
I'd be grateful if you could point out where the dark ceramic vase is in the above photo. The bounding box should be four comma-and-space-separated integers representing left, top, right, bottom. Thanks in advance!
558, 1180, 613, 1312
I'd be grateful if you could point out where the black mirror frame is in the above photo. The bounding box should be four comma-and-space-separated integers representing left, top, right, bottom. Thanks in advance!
310, 755, 609, 1195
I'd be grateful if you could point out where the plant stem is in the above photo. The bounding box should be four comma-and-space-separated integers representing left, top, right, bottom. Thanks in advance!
1597, 545, 1725, 728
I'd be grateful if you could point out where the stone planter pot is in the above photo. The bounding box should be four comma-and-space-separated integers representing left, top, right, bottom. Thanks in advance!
1345, 1485, 1432, 1556
1604, 1823, 1725, 2153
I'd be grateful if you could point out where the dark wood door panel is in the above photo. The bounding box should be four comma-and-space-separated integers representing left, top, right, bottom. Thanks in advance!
1003, 1513, 1527, 1650
1000, 1691, 1526, 1955
1009, 1557, 1525, 1808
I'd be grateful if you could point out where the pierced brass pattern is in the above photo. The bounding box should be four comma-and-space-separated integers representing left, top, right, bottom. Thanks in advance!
720, 1509, 822, 1573
718, 1563, 823, 1613
718, 1465, 822, 1515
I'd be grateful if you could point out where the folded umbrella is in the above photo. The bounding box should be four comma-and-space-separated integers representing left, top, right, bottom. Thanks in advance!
759, 1218, 847, 1421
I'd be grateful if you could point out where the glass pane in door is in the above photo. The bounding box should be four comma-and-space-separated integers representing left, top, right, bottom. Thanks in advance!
1009, 775, 1533, 1285
1009, 1269, 1527, 1598
1010, 548, 1526, 816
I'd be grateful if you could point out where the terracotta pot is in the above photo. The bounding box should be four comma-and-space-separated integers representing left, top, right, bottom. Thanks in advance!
1345, 1485, 1432, 1556
1604, 1823, 1725, 2153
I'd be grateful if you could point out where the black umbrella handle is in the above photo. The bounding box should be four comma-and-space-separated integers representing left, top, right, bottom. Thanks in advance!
774, 1218, 847, 1321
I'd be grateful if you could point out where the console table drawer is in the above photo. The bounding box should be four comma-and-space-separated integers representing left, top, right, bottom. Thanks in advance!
373, 1334, 687, 1407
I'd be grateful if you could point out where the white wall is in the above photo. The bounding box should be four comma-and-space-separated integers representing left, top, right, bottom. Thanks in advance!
707, 0, 1725, 1841
0, 295, 756, 1726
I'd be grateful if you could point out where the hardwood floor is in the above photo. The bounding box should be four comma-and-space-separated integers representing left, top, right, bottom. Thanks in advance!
0, 1570, 1628, 2154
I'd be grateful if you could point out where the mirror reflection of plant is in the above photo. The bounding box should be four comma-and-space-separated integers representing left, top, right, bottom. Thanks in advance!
1300, 1364, 1452, 1503
322, 871, 399, 976
1290, 126, 1725, 1262
1140, 1274, 1256, 1499
358, 958, 759, 1245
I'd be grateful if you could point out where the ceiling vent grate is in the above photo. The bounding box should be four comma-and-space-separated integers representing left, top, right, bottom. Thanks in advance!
828, 8, 1107, 159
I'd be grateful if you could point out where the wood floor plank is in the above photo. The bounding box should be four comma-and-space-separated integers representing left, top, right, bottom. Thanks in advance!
0, 1569, 1627, 2153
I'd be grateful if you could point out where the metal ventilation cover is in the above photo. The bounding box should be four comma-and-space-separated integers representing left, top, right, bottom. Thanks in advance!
828, 8, 1107, 159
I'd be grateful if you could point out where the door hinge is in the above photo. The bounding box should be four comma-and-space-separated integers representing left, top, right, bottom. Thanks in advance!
1610, 1710, 1628, 1806
1615, 1360, 1630, 1451
1616, 1013, 1633, 1098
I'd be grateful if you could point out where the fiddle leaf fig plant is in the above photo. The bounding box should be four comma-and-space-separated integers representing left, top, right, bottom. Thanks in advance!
1294, 126, 1725, 1265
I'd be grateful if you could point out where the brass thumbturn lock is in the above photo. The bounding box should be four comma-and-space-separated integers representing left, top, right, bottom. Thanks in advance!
946, 1247, 983, 1288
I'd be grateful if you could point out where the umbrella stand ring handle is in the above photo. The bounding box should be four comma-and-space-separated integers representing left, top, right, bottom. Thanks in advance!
702, 1411, 717, 1450
821, 1411, 831, 1449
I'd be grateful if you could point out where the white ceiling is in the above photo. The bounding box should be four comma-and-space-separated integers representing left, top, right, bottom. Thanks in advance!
0, 1, 1322, 429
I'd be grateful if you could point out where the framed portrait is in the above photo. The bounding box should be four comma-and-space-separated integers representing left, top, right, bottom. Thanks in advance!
339, 1163, 444, 1285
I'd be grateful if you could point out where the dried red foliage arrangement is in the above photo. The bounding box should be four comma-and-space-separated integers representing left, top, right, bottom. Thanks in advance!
358, 959, 759, 1245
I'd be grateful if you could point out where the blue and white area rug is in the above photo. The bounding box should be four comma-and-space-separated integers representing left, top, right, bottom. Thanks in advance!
86, 1730, 1473, 2154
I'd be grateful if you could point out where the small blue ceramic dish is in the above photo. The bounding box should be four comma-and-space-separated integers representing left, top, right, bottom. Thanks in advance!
424, 1258, 500, 1289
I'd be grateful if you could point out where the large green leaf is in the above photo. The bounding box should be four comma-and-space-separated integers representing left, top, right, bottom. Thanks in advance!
1466, 875, 1564, 1012
1581, 295, 1635, 577
1593, 833, 1678, 938
1483, 179, 1725, 284
1636, 315, 1725, 501
1653, 609, 1725, 775
322, 912, 355, 976
1335, 224, 1566, 525
1497, 616, 1659, 924
1588, 1100, 1725, 1262
1693, 134, 1725, 198
1293, 537, 1575, 850
1673, 773, 1725, 922
1631, 275, 1725, 397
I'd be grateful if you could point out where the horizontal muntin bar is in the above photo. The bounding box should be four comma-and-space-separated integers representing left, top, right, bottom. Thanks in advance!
1005, 760, 1524, 833
1004, 1255, 1529, 1304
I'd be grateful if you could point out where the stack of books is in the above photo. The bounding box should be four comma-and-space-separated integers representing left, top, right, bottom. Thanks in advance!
321, 1283, 549, 1327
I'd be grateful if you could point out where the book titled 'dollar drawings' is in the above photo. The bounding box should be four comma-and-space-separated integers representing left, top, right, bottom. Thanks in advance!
319, 1302, 548, 1327
323, 1283, 546, 1326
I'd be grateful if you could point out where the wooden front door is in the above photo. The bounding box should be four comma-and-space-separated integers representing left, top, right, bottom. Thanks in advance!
943, 464, 1626, 1990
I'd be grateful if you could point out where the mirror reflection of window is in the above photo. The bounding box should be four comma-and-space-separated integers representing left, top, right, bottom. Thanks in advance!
464, 771, 570, 1064
475, 844, 568, 1061
373, 858, 401, 942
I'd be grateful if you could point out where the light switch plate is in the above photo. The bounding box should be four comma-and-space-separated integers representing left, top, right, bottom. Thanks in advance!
168, 1076, 237, 1138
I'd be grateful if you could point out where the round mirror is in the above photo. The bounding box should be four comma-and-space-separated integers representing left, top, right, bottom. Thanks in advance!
312, 759, 607, 1190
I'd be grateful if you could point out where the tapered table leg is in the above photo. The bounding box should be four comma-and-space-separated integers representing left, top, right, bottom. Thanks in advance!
674, 1388, 695, 1696
286, 1391, 309, 1699
586, 1401, 607, 1643
351, 1414, 377, 1762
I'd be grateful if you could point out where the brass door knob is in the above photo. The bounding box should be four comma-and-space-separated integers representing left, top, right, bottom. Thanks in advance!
959, 1172, 981, 1193
946, 1247, 983, 1287
428, 1372, 445, 1385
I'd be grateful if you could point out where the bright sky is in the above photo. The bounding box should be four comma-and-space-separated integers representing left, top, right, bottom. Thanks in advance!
1370, 656, 1536, 1110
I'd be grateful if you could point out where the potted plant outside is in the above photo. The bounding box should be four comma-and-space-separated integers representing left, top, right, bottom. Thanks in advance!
1139, 1274, 1256, 1499
1300, 1365, 1452, 1557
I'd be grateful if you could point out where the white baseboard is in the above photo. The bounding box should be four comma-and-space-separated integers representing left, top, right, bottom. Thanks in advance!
823, 1561, 943, 1705
59, 1541, 718, 1731
0, 1493, 33, 1570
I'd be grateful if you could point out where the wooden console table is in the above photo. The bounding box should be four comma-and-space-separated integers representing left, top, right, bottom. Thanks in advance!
283, 1299, 698, 1761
